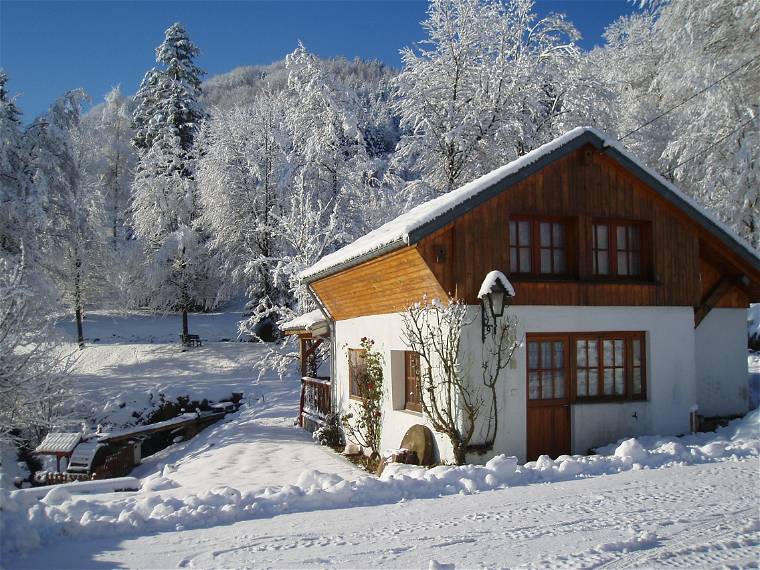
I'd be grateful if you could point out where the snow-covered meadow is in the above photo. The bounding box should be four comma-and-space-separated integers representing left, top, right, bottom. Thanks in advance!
1, 308, 758, 568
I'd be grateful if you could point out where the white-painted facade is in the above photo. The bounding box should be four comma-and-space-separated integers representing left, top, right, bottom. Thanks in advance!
694, 308, 749, 418
332, 305, 748, 464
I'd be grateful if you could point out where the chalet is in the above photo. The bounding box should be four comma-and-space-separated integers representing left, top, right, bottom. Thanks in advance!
296, 127, 760, 464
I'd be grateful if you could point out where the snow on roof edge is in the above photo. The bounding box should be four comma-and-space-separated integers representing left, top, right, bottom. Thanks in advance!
300, 126, 759, 283
281, 309, 328, 333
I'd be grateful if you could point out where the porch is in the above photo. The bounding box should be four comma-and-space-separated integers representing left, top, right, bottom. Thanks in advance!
282, 309, 332, 432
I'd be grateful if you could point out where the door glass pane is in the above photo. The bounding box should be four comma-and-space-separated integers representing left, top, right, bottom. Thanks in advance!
528, 342, 538, 369
553, 223, 564, 247
541, 342, 552, 369
576, 340, 587, 367
603, 368, 614, 395
553, 341, 564, 368
588, 369, 599, 395
554, 371, 565, 399
588, 340, 599, 366
529, 372, 539, 399
615, 368, 625, 395
519, 248, 531, 272
540, 222, 551, 247
542, 372, 553, 399
618, 251, 629, 275
540, 249, 551, 273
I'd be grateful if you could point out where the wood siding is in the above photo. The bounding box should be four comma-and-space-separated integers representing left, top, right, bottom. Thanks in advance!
417, 145, 753, 307
311, 247, 447, 321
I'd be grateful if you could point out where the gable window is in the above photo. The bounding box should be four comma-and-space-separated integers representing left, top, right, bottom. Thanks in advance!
348, 348, 366, 400
592, 221, 645, 278
509, 219, 569, 276
404, 351, 422, 412
574, 332, 646, 400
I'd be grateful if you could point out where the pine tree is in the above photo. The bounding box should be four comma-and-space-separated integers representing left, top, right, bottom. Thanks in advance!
131, 23, 216, 337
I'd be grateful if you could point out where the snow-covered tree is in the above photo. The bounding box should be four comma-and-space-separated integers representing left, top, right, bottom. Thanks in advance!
595, 0, 760, 248
131, 23, 217, 336
394, 0, 580, 197
132, 23, 206, 153
0, 251, 71, 446
0, 72, 48, 277
196, 91, 290, 305
27, 90, 107, 348
82, 87, 136, 250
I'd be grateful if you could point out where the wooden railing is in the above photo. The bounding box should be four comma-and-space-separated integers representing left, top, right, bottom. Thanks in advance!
299, 376, 331, 430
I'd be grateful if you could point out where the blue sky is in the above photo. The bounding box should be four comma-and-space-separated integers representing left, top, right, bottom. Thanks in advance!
1, 1, 637, 121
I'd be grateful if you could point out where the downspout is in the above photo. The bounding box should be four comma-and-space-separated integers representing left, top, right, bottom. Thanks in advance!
307, 283, 337, 412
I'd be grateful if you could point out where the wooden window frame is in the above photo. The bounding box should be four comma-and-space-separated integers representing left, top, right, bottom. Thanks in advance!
571, 332, 647, 402
348, 348, 366, 401
592, 220, 650, 280
527, 332, 647, 404
508, 217, 574, 278
404, 351, 422, 412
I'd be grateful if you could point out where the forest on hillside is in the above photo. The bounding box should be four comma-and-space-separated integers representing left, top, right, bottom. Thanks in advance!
1, 0, 757, 444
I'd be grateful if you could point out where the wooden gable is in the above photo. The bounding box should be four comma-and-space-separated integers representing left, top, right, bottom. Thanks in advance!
310, 143, 759, 320
310, 246, 446, 321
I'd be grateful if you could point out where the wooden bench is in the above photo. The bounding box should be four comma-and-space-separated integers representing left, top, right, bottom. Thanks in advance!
179, 333, 202, 347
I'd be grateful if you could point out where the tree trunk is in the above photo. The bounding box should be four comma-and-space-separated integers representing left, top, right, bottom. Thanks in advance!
75, 305, 84, 350
452, 442, 466, 466
74, 250, 84, 349
182, 308, 189, 338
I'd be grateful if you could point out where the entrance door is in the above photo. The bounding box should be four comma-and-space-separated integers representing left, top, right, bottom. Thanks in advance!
526, 335, 571, 461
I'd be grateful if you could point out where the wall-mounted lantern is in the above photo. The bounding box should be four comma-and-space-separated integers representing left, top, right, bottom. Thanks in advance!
478, 270, 515, 342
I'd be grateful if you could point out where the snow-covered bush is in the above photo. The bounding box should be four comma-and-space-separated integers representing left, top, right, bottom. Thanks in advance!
313, 413, 344, 448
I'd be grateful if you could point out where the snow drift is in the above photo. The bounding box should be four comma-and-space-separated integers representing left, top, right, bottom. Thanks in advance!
2, 409, 758, 556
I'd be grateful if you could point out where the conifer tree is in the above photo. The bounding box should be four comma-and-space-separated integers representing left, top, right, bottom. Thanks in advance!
131, 23, 216, 337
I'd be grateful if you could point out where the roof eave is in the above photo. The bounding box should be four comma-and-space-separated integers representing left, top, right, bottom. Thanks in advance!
300, 236, 408, 284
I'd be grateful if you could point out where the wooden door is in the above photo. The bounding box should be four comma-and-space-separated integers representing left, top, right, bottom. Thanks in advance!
526, 335, 571, 461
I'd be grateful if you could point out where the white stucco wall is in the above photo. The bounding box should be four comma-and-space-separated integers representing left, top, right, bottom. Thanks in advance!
333, 306, 698, 465
694, 308, 749, 418
459, 305, 697, 463
333, 314, 454, 463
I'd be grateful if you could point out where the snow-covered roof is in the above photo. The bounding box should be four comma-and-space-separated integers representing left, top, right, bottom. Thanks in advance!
35, 432, 81, 455
281, 309, 328, 334
300, 127, 760, 283
478, 271, 516, 300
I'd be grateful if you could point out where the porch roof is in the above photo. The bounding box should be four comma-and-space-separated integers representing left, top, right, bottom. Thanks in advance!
281, 309, 329, 335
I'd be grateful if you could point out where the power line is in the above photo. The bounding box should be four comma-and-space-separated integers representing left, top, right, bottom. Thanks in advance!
664, 115, 757, 175
617, 55, 760, 142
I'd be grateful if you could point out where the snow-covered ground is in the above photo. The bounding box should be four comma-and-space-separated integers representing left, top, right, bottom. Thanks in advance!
6, 457, 759, 569
2, 308, 758, 568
